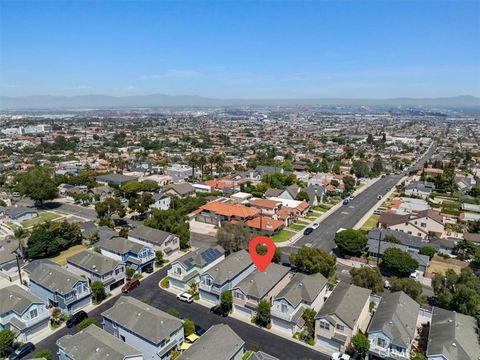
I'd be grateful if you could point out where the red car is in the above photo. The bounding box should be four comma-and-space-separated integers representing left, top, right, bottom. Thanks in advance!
122, 279, 140, 293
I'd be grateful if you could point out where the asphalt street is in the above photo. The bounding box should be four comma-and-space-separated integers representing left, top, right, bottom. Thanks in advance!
43, 202, 97, 221
286, 142, 437, 254
35, 266, 327, 360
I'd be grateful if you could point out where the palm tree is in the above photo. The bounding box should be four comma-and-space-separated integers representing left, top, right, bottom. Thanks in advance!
208, 154, 216, 176
13, 227, 27, 254
188, 153, 199, 178
198, 154, 207, 179
215, 154, 226, 176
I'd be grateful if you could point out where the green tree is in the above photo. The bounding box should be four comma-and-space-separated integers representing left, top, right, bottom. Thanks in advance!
167, 308, 180, 318
366, 133, 374, 145
343, 175, 356, 193
350, 267, 384, 293
389, 277, 423, 303
0, 329, 16, 356
78, 318, 98, 330
125, 267, 135, 280
216, 222, 252, 254
371, 156, 384, 176
95, 197, 125, 218
335, 229, 368, 256
256, 300, 271, 327
220, 290, 233, 311
295, 191, 310, 202
15, 166, 58, 204
183, 318, 196, 336
91, 280, 106, 303
34, 349, 53, 360
419, 245, 436, 259
290, 246, 336, 277
384, 234, 401, 244
351, 334, 369, 358
273, 247, 282, 264
352, 160, 370, 178
381, 248, 419, 277
155, 250, 165, 267
302, 308, 316, 340
410, 352, 427, 360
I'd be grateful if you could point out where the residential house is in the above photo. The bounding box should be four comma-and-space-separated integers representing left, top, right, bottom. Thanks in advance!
166, 164, 193, 183
232, 263, 291, 319
366, 239, 430, 272
367, 291, 419, 360
163, 183, 196, 198
405, 181, 435, 199
368, 228, 427, 252
378, 209, 444, 239
0, 238, 21, 280
66, 250, 125, 292
167, 246, 225, 291
97, 237, 155, 274
426, 307, 480, 360
250, 198, 282, 216
128, 224, 180, 256
315, 282, 371, 352
245, 216, 285, 236
0, 285, 50, 341
199, 250, 255, 304
89, 185, 115, 201
0, 206, 38, 224
247, 352, 280, 360
96, 174, 139, 186
149, 193, 171, 211
195, 200, 260, 226
29, 263, 91, 315
102, 296, 184, 360
57, 324, 143, 360
271, 272, 329, 334
178, 324, 245, 360
265, 197, 309, 218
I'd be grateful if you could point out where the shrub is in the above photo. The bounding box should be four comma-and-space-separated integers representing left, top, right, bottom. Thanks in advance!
78, 318, 98, 330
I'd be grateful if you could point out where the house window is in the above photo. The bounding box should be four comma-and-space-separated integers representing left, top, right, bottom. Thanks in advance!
175, 267, 182, 275
319, 321, 330, 330
120, 335, 125, 342
234, 292, 244, 300
377, 338, 387, 348
336, 324, 344, 332
281, 304, 288, 313
30, 308, 38, 318
421, 223, 427, 228
205, 278, 212, 286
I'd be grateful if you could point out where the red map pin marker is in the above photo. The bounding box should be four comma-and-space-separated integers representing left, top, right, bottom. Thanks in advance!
248, 236, 276, 272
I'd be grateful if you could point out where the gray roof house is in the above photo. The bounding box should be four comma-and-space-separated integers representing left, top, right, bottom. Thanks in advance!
128, 224, 180, 256
0, 285, 50, 341
405, 181, 435, 198
0, 206, 38, 223
271, 272, 329, 334
102, 296, 184, 360
232, 263, 291, 319
96, 173, 139, 186
66, 250, 125, 292
163, 183, 196, 198
29, 263, 91, 315
0, 238, 20, 276
367, 291, 420, 360
426, 307, 480, 360
57, 324, 143, 360
167, 245, 225, 291
315, 282, 372, 352
199, 250, 255, 304
178, 324, 245, 360
248, 352, 280, 360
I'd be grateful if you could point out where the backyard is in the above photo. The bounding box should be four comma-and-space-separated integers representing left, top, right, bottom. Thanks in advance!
426, 256, 469, 276
51, 244, 87, 265
21, 210, 64, 228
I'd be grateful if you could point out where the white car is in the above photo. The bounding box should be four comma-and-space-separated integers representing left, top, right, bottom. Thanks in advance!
176, 293, 194, 303
311, 223, 320, 229
384, 279, 391, 289
331, 353, 350, 360
410, 271, 419, 280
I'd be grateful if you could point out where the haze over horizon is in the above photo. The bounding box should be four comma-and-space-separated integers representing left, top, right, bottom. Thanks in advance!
1, 1, 479, 99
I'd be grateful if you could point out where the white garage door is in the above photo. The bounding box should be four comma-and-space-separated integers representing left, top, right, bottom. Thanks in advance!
271, 316, 294, 334
316, 335, 341, 352
233, 304, 253, 319
199, 290, 219, 304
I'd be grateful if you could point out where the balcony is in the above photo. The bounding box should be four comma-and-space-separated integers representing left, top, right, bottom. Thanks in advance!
369, 344, 409, 360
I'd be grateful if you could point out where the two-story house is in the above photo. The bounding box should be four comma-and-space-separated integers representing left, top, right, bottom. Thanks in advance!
232, 263, 291, 319
0, 285, 50, 341
178, 324, 245, 360
66, 250, 126, 292
57, 324, 143, 360
367, 291, 419, 360
102, 296, 184, 360
271, 272, 329, 335
167, 246, 225, 291
29, 263, 91, 315
378, 209, 444, 239
426, 307, 480, 360
199, 250, 255, 304
97, 237, 155, 274
315, 282, 371, 352
128, 225, 180, 257
150, 193, 171, 211
405, 181, 435, 199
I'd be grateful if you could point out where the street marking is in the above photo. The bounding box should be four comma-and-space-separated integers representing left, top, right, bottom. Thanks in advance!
341, 211, 349, 214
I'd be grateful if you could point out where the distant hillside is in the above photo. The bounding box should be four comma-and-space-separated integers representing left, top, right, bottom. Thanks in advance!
0, 94, 479, 110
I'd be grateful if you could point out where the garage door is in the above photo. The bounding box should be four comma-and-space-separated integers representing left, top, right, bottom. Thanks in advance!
199, 290, 219, 304
271, 316, 294, 334
316, 335, 341, 352
233, 304, 253, 319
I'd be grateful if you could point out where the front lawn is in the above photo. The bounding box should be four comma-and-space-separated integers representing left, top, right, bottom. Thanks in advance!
51, 244, 87, 265
21, 210, 64, 228
360, 214, 380, 231
288, 223, 308, 231
271, 229, 296, 243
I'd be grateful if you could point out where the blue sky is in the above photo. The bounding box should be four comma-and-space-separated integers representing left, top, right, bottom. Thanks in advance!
0, 0, 479, 98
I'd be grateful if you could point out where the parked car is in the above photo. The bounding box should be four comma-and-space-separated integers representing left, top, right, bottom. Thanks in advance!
210, 305, 229, 317
428, 296, 440, 307
9, 342, 35, 360
410, 270, 419, 280
331, 352, 350, 360
311, 223, 320, 229
144, 265, 154, 273
384, 279, 391, 289
377, 195, 382, 200
66, 310, 88, 328
342, 199, 349, 205
122, 278, 140, 293
176, 292, 194, 303
303, 227, 314, 235
373, 209, 383, 215
195, 324, 207, 336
